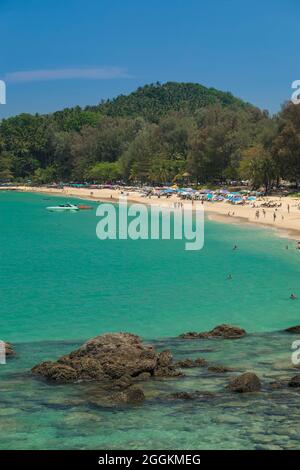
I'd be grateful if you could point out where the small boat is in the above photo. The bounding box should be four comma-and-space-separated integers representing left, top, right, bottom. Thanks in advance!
77, 204, 93, 210
46, 203, 79, 212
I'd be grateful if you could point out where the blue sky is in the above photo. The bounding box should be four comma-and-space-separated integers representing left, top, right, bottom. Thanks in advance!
0, 0, 298, 118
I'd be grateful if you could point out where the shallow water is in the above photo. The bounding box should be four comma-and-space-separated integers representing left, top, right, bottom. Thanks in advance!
1, 332, 300, 450
1, 191, 300, 449
1, 191, 300, 343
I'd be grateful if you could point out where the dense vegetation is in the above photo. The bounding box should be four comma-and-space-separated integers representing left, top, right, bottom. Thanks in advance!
0, 81, 299, 190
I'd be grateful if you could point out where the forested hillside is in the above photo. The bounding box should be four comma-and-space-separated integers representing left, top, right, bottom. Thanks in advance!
0, 81, 299, 190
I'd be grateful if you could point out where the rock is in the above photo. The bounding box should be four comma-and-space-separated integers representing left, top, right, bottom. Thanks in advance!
153, 367, 183, 378
32, 332, 182, 385
134, 372, 151, 382
111, 387, 145, 404
174, 358, 207, 368
207, 365, 233, 373
288, 375, 300, 387
166, 391, 215, 400
157, 350, 173, 367
31, 362, 79, 383
268, 381, 286, 390
178, 332, 199, 339
179, 324, 246, 340
284, 326, 300, 334
110, 375, 133, 390
227, 372, 261, 393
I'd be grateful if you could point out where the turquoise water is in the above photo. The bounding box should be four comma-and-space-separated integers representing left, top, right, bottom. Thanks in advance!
1, 191, 300, 450
1, 191, 300, 343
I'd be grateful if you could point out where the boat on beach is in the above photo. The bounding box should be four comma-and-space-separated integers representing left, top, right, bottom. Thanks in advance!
46, 203, 79, 211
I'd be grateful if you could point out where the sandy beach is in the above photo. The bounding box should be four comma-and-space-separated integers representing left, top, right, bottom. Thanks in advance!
2, 185, 300, 241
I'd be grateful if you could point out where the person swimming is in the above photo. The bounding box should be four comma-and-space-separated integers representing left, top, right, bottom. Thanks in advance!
290, 293, 297, 300
227, 274, 233, 280
233, 245, 238, 250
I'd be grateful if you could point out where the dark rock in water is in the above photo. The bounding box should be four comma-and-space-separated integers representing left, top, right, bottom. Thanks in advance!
111, 387, 145, 404
288, 375, 300, 387
3, 342, 15, 358
179, 324, 246, 340
284, 326, 300, 334
174, 358, 207, 368
31, 362, 79, 383
110, 374, 133, 390
268, 381, 286, 391
89, 387, 145, 407
157, 350, 173, 367
166, 391, 215, 401
207, 365, 233, 373
134, 372, 151, 382
153, 366, 183, 378
32, 332, 181, 385
178, 332, 200, 339
227, 372, 261, 393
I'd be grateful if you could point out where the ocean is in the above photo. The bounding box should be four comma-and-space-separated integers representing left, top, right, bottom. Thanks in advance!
1, 191, 300, 449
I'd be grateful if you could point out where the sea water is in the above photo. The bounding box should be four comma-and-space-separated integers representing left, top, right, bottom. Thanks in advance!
1, 191, 300, 449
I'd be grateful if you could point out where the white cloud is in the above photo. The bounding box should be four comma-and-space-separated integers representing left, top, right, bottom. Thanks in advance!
5, 67, 131, 83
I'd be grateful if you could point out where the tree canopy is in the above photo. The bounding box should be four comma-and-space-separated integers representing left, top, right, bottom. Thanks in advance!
0, 82, 298, 189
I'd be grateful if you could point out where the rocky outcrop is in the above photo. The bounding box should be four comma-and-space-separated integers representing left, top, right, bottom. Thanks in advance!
288, 375, 300, 387
227, 372, 261, 393
32, 333, 182, 385
284, 326, 300, 334
174, 358, 207, 368
179, 324, 246, 340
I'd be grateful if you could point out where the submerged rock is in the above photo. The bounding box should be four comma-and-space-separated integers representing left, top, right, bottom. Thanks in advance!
111, 387, 145, 404
153, 366, 183, 378
32, 332, 181, 386
284, 326, 300, 334
288, 375, 300, 387
227, 372, 261, 393
207, 365, 233, 373
179, 324, 246, 340
174, 358, 207, 368
166, 391, 215, 401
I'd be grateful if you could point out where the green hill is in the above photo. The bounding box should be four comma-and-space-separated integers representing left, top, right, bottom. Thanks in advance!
95, 82, 252, 121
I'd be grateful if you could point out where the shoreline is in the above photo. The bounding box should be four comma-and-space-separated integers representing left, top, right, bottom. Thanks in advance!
2, 185, 300, 242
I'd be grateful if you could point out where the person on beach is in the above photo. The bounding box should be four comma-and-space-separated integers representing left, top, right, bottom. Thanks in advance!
273, 212, 277, 222
263, 209, 266, 218
288, 204, 290, 214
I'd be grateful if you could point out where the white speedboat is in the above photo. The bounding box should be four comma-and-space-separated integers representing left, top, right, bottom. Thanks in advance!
46, 203, 79, 211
